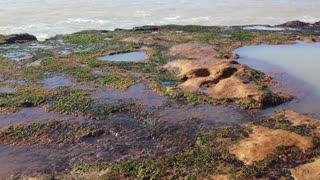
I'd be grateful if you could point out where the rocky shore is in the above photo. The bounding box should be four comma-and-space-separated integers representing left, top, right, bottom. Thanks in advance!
0, 21, 320, 179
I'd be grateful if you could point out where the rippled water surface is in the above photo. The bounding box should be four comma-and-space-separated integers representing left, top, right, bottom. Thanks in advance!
1, 0, 320, 39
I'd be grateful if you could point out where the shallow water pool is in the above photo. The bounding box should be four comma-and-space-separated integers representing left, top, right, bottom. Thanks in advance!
97, 52, 147, 62
234, 41, 320, 117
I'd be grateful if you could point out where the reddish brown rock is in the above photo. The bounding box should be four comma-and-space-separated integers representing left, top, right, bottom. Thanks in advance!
229, 126, 313, 165
277, 20, 310, 28
168, 42, 219, 60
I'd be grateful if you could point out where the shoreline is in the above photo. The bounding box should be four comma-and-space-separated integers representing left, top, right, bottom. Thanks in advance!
2, 20, 320, 41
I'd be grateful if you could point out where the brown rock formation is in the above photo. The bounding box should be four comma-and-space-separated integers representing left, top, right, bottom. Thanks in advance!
229, 126, 313, 165
168, 42, 219, 60
290, 159, 320, 180
277, 20, 310, 28
271, 110, 320, 134
164, 43, 291, 108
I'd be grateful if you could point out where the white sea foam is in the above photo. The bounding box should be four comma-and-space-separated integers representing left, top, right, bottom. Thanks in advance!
1, 0, 320, 40
67, 18, 110, 25
164, 16, 181, 21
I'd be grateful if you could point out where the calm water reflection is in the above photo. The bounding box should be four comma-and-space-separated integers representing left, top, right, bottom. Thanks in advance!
234, 41, 320, 117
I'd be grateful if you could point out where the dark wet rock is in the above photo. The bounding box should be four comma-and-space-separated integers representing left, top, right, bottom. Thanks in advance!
73, 30, 110, 35
314, 21, 320, 26
0, 33, 37, 45
224, 52, 240, 59
114, 28, 128, 32
277, 20, 310, 28
132, 26, 159, 32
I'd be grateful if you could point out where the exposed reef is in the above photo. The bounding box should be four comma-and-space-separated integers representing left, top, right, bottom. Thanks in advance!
277, 20, 320, 29
0, 21, 320, 179
164, 43, 292, 109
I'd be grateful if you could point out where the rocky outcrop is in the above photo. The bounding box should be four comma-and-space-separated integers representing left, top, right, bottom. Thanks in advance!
314, 21, 320, 26
277, 20, 320, 30
164, 43, 292, 109
0, 33, 37, 45
229, 126, 313, 165
277, 20, 310, 28
229, 110, 320, 168
295, 35, 320, 43
132, 26, 159, 32
290, 159, 320, 180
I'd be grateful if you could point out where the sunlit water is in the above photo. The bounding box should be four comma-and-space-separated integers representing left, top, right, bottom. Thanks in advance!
234, 41, 320, 117
1, 0, 320, 40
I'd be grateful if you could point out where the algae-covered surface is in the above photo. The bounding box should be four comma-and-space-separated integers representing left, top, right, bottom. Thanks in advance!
1, 24, 320, 179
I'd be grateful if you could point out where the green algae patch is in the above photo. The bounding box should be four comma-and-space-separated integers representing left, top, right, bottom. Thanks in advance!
231, 31, 256, 42
0, 87, 46, 113
89, 102, 138, 120
254, 118, 312, 136
63, 33, 105, 45
46, 88, 95, 116
22, 58, 98, 83
101, 74, 136, 89
44, 87, 138, 119
0, 58, 18, 79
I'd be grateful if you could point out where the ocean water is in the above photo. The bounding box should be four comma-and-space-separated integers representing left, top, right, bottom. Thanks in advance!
1, 0, 320, 40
